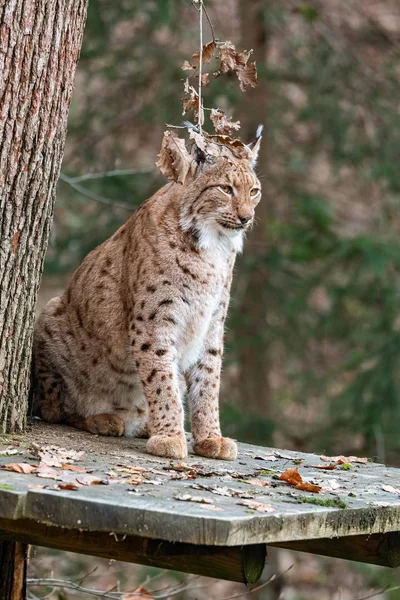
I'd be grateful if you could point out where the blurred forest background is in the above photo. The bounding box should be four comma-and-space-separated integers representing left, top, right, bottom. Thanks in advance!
31, 0, 400, 598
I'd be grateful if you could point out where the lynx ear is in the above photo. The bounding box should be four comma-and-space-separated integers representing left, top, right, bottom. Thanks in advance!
247, 124, 263, 167
156, 130, 192, 184
193, 144, 206, 167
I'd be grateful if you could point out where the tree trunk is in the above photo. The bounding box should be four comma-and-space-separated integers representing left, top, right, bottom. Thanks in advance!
0, 0, 88, 433
0, 540, 27, 600
236, 1, 271, 417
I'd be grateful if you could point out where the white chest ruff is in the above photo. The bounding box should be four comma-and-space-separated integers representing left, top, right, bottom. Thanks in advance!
178, 292, 220, 372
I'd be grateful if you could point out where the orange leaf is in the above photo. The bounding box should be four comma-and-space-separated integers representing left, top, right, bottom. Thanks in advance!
295, 482, 321, 493
279, 467, 303, 486
1, 462, 36, 474
315, 464, 337, 470
61, 463, 91, 473
58, 483, 80, 491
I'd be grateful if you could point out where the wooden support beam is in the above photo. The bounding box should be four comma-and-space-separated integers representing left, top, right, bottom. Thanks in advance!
271, 532, 400, 568
0, 539, 27, 600
0, 518, 266, 584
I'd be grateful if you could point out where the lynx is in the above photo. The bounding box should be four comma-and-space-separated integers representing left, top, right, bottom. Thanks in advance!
32, 129, 262, 460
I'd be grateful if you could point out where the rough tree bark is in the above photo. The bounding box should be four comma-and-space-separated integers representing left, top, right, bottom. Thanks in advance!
0, 1, 87, 597
0, 0, 88, 434
236, 1, 271, 417
0, 541, 27, 600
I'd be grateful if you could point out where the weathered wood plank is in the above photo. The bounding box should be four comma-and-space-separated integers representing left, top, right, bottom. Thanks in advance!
271, 532, 400, 568
0, 421, 399, 549
0, 539, 27, 600
0, 518, 266, 584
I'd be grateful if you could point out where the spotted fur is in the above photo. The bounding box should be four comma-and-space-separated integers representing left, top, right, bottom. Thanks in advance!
33, 149, 261, 460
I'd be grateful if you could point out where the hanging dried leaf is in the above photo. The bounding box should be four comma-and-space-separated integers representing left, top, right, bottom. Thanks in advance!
201, 73, 210, 87
279, 467, 303, 486
216, 41, 258, 91
156, 131, 192, 185
237, 62, 258, 91
210, 108, 240, 135
182, 60, 194, 71
182, 85, 204, 125
190, 40, 217, 68
218, 41, 240, 73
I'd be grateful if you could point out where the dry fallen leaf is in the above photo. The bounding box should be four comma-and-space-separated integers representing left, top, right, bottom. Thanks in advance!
1, 462, 37, 474
61, 463, 91, 473
238, 499, 275, 513
245, 478, 269, 488
382, 484, 400, 495
315, 464, 337, 470
174, 493, 213, 504
123, 587, 153, 600
295, 482, 321, 493
58, 483, 80, 491
280, 467, 303, 486
320, 455, 368, 464
199, 503, 223, 511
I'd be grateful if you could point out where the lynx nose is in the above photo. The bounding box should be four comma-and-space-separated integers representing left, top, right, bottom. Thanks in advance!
238, 214, 252, 225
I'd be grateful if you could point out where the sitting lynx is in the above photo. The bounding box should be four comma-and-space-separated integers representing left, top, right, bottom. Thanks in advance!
33, 129, 262, 460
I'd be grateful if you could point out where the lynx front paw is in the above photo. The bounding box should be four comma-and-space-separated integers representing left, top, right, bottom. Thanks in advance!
193, 437, 237, 461
84, 413, 125, 436
146, 435, 188, 459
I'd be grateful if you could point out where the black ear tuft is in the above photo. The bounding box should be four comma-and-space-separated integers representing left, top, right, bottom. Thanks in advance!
194, 144, 206, 166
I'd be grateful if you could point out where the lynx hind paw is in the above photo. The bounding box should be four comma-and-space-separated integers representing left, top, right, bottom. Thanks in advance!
83, 413, 125, 436
146, 435, 188, 459
193, 437, 238, 461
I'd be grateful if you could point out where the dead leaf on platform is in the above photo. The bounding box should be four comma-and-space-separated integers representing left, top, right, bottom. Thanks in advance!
382, 484, 400, 495
320, 455, 368, 464
61, 463, 91, 473
174, 493, 213, 504
58, 483, 80, 491
1, 462, 37, 474
295, 482, 321, 493
238, 499, 275, 513
315, 464, 337, 470
245, 478, 269, 487
199, 503, 223, 511
280, 467, 303, 486
0, 447, 21, 456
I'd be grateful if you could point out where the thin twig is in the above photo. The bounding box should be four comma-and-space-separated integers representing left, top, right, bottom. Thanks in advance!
198, 0, 203, 133
59, 173, 134, 211
66, 168, 155, 183
203, 2, 216, 41
355, 584, 400, 600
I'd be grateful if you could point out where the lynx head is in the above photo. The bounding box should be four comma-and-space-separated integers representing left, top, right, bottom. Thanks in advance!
157, 127, 262, 252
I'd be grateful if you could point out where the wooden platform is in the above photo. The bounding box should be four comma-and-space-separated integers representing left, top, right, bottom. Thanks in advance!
1, 420, 400, 583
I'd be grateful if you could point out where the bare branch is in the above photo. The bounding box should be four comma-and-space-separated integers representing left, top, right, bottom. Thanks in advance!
66, 167, 155, 183
59, 173, 134, 211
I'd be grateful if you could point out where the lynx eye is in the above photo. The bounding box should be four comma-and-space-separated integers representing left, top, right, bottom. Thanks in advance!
219, 185, 233, 195
250, 188, 260, 197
